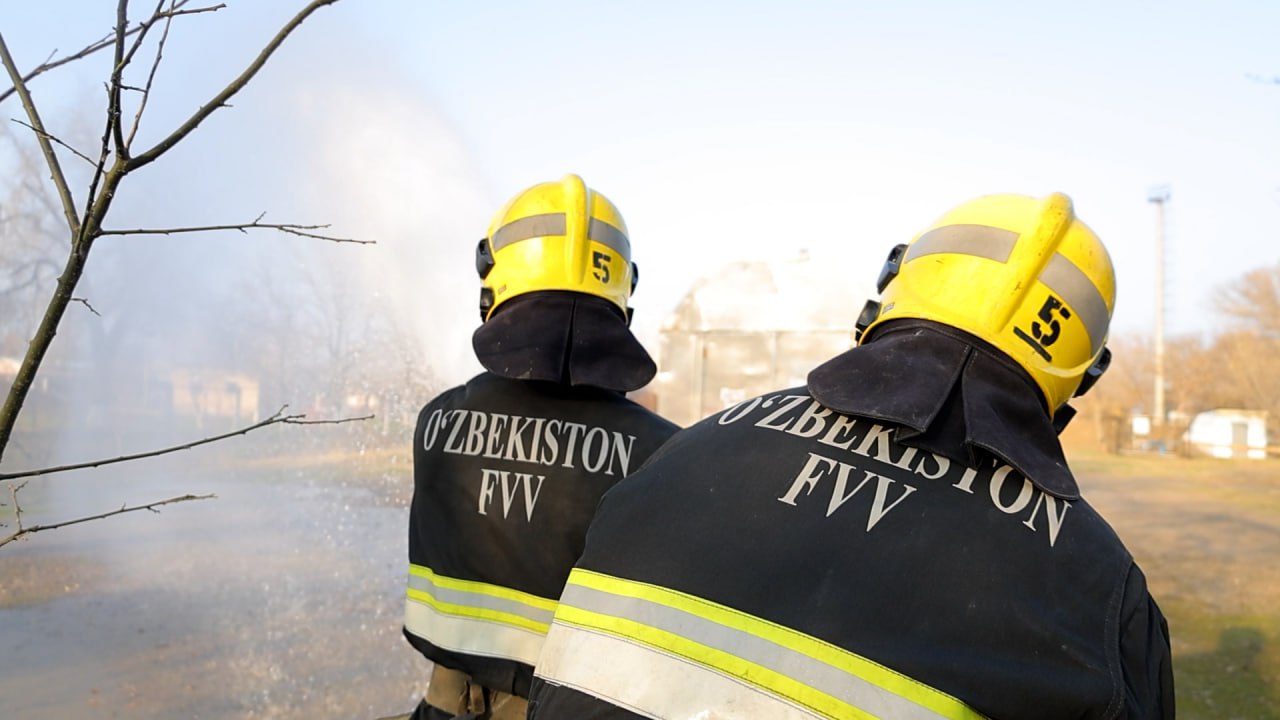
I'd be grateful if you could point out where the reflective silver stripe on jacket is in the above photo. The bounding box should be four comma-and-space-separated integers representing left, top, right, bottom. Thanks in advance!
407, 570, 557, 627
537, 570, 985, 720
404, 565, 556, 666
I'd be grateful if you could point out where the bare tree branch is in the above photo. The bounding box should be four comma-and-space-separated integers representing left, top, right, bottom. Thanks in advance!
99, 215, 374, 244
282, 413, 374, 426
127, 0, 340, 172
0, 34, 80, 235
105, 0, 217, 157
6, 480, 28, 530
0, 1, 210, 105
125, 1, 176, 148
109, 0, 130, 158
0, 406, 372, 481
271, 226, 371, 244
159, 3, 225, 18
9, 119, 96, 166
0, 491, 215, 549
0, 36, 125, 106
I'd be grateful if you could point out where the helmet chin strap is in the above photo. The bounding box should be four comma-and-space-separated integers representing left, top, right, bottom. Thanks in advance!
1073, 347, 1112, 398
1051, 346, 1111, 434
853, 243, 909, 342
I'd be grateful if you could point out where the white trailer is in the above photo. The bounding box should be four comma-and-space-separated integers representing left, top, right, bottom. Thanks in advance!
1185, 409, 1269, 460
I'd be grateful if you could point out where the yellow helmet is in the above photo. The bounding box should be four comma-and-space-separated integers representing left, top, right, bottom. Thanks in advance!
857, 192, 1116, 413
475, 174, 637, 321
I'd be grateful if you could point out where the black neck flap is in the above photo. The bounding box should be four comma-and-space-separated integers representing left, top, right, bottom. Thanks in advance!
806, 320, 1079, 499
472, 291, 657, 394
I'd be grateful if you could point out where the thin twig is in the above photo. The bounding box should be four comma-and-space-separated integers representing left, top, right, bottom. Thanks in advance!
9, 119, 96, 166
76, 83, 123, 254
123, 1, 172, 149
0, 492, 215, 549
127, 0, 341, 172
0, 406, 371, 481
273, 226, 372, 244
99, 216, 374, 245
0, 33, 80, 235
70, 297, 101, 316
161, 3, 224, 18
8, 480, 28, 532
282, 414, 374, 426
77, 0, 188, 243
0, 1, 204, 105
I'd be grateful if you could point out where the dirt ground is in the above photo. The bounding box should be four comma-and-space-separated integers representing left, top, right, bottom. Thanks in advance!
2, 447, 1277, 719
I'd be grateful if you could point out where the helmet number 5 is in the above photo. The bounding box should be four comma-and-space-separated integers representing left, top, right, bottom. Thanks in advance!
592, 251, 612, 284
1015, 294, 1072, 361
1032, 295, 1071, 347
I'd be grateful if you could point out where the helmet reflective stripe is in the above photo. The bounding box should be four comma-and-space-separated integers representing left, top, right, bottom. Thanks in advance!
537, 569, 985, 720
490, 213, 629, 258
490, 213, 567, 252
901, 229, 1109, 359
1039, 253, 1109, 357
404, 563, 556, 665
906, 224, 1018, 264
587, 217, 630, 257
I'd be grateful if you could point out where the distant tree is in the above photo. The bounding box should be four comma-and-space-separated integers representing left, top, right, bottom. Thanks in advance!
1214, 262, 1280, 338
1211, 264, 1280, 427
1072, 334, 1150, 452
221, 247, 439, 434
1212, 330, 1280, 425
1090, 334, 1151, 412
0, 126, 68, 356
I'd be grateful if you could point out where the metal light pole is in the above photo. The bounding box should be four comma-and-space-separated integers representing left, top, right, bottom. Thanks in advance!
1148, 186, 1170, 428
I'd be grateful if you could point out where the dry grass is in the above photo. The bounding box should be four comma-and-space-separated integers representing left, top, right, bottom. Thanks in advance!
1071, 451, 1280, 719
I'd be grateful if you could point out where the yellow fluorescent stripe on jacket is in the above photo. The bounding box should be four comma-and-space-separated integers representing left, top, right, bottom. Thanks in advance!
410, 564, 559, 611
404, 564, 558, 666
407, 588, 551, 634
556, 568, 986, 720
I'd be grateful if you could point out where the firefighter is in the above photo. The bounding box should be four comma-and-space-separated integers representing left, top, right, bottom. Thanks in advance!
401, 174, 679, 720
526, 193, 1175, 719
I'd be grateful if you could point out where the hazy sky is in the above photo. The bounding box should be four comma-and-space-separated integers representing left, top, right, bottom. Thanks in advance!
5, 0, 1279, 383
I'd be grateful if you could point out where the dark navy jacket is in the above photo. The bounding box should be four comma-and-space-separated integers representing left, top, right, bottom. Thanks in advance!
406, 371, 678, 697
529, 323, 1174, 719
